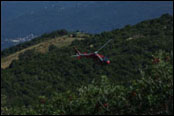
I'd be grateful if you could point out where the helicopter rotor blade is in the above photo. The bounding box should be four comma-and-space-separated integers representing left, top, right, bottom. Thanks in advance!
71, 55, 80, 57
71, 53, 93, 57
95, 39, 112, 53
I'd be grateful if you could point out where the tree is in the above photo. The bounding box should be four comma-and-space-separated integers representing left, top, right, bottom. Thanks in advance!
48, 45, 57, 51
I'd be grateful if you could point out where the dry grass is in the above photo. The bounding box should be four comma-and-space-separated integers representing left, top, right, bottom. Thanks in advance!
1, 35, 85, 69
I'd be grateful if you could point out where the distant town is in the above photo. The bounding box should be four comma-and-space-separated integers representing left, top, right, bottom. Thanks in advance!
4, 34, 37, 44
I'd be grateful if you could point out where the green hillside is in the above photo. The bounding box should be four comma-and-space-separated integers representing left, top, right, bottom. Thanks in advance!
1, 14, 173, 115
1, 31, 89, 69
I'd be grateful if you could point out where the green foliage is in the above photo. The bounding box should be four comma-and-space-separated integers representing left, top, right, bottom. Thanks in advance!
48, 45, 57, 52
1, 14, 173, 114
2, 50, 173, 115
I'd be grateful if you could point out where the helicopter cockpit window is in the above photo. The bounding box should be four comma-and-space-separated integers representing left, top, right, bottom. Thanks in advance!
103, 57, 108, 61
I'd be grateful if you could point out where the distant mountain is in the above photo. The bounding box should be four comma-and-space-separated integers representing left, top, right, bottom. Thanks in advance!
1, 1, 173, 50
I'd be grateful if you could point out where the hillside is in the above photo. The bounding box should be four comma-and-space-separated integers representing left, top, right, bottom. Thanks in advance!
1, 32, 89, 69
1, 14, 173, 115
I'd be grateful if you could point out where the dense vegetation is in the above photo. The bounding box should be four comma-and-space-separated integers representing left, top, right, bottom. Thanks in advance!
1, 50, 173, 115
1, 14, 173, 115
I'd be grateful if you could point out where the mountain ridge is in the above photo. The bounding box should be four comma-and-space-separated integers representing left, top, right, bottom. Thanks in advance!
1, 32, 89, 69
2, 1, 173, 50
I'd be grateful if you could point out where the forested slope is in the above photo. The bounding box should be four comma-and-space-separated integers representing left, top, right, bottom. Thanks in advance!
1, 14, 173, 115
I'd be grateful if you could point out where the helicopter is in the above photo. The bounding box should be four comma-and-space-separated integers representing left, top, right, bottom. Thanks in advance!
72, 39, 112, 64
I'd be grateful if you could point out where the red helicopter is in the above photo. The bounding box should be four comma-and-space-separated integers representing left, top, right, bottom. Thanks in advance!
72, 39, 112, 64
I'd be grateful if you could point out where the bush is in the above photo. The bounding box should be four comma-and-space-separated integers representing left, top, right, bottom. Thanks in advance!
4, 50, 173, 115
